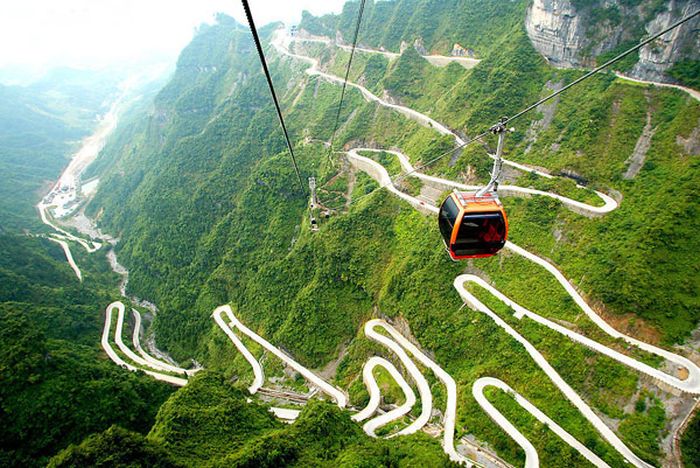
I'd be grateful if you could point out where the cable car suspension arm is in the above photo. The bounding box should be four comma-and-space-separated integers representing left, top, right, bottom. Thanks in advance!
476, 119, 513, 197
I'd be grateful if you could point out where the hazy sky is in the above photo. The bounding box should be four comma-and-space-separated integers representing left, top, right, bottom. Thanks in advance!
0, 0, 347, 69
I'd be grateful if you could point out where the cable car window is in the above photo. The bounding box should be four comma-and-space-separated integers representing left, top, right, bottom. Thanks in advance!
453, 213, 506, 256
439, 197, 459, 242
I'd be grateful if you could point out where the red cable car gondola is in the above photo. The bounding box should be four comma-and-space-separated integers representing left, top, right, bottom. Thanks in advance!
438, 121, 511, 260
439, 191, 508, 260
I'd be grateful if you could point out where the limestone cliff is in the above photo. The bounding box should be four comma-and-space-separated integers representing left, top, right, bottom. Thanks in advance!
525, 0, 700, 84
631, 1, 700, 82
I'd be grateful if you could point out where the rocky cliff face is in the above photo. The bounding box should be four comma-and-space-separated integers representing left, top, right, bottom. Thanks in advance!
525, 0, 588, 68
525, 0, 700, 83
631, 0, 700, 82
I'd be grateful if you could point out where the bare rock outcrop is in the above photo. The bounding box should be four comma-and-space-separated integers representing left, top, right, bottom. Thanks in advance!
525, 0, 700, 84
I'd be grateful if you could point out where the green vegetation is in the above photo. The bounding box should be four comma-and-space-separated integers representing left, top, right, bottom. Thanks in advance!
0, 235, 175, 467
0, 86, 82, 231
221, 398, 454, 467
667, 60, 700, 89
596, 40, 640, 72
301, 0, 529, 57
0, 69, 123, 231
682, 410, 700, 468
6, 4, 693, 467
509, 80, 700, 344
618, 391, 666, 463
148, 373, 281, 465
48, 426, 180, 468
53, 372, 454, 467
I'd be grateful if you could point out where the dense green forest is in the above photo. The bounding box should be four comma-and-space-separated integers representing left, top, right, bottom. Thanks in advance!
51, 372, 454, 467
1, 0, 699, 466
0, 235, 175, 467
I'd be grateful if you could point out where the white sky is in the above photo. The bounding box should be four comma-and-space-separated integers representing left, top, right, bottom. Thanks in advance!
0, 0, 346, 69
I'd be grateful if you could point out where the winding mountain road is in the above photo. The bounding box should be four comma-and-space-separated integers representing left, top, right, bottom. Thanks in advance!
346, 142, 698, 467
102, 302, 188, 386
614, 72, 700, 102
272, 29, 700, 465
131, 309, 197, 376
295, 35, 481, 69
367, 319, 470, 464
212, 306, 265, 394
353, 148, 618, 214
455, 276, 652, 468
47, 236, 82, 281
87, 27, 700, 467
103, 301, 302, 421
279, 32, 581, 184
38, 206, 101, 253
352, 356, 416, 437
473, 377, 609, 468
213, 305, 348, 407
361, 320, 433, 436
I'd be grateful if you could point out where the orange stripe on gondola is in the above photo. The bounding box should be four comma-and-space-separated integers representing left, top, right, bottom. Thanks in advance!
441, 192, 508, 260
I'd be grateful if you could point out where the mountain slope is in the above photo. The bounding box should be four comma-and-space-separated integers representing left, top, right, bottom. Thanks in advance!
81, 5, 700, 467
0, 68, 125, 232
51, 372, 455, 467
0, 235, 175, 467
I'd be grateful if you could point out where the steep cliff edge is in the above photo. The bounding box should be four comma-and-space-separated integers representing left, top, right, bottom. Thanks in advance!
525, 0, 699, 86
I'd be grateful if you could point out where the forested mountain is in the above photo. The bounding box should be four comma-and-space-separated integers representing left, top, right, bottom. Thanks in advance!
50, 372, 453, 467
0, 84, 86, 231
0, 69, 121, 232
301, 0, 700, 86
0, 50, 173, 468
3, 0, 700, 466
0, 235, 175, 467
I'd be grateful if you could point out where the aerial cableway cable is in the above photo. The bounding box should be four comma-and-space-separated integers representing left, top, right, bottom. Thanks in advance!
326, 0, 367, 163
352, 7, 700, 206
241, 0, 306, 194
505, 8, 700, 125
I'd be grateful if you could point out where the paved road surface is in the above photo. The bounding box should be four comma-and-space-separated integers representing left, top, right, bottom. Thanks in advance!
47, 237, 82, 281
213, 305, 348, 407
366, 319, 471, 464
102, 302, 188, 386
355, 148, 618, 214
473, 377, 609, 468
615, 72, 700, 102
212, 306, 265, 394
277, 30, 563, 181
131, 309, 197, 376
454, 276, 652, 468
352, 356, 416, 437
362, 320, 433, 435
295, 35, 480, 69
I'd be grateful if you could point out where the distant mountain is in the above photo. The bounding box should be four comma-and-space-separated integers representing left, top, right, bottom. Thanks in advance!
0, 65, 166, 232
0, 83, 88, 231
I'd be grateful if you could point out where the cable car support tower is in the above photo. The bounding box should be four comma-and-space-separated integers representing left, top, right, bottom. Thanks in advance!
309, 177, 319, 232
